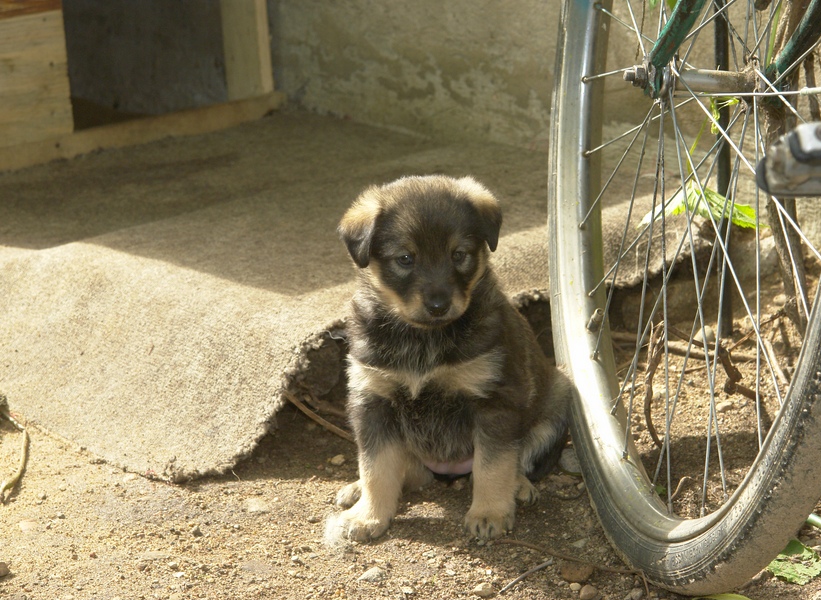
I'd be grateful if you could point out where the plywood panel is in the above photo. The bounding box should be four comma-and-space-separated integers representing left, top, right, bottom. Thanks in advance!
0, 0, 61, 19
0, 8, 73, 147
220, 0, 274, 100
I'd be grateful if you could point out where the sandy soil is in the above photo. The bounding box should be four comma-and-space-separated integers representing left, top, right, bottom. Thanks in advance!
2, 393, 821, 600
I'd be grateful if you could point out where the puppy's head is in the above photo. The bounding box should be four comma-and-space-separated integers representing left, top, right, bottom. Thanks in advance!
339, 175, 502, 328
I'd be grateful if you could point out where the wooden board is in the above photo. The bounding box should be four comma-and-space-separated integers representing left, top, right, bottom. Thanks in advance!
0, 0, 61, 19
0, 91, 285, 173
220, 0, 275, 101
0, 7, 73, 148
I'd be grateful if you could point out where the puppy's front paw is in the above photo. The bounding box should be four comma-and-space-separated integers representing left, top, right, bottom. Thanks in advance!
464, 506, 515, 540
325, 503, 391, 544
335, 481, 362, 508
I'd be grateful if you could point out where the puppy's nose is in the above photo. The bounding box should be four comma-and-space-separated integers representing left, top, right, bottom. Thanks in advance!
424, 294, 451, 317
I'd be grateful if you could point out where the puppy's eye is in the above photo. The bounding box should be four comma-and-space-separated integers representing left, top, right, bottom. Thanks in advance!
396, 255, 415, 268
452, 250, 466, 264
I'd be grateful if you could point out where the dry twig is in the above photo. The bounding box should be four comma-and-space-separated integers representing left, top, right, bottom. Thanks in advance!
763, 338, 790, 386
1, 397, 29, 504
670, 475, 693, 502
644, 322, 665, 448
498, 559, 554, 594
298, 387, 348, 419
493, 539, 636, 575
282, 390, 354, 443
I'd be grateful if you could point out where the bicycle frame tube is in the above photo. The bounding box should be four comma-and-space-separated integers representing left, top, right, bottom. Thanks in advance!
647, 0, 710, 96
773, 0, 821, 82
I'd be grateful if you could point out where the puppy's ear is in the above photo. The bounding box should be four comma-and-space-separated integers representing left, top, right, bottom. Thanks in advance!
338, 187, 382, 268
457, 177, 503, 252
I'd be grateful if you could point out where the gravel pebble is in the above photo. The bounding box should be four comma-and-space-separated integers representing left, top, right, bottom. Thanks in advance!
560, 561, 595, 583
329, 454, 346, 466
244, 498, 270, 513
627, 588, 644, 600
694, 326, 716, 344
580, 583, 599, 600
0, 562, 9, 577
569, 582, 582, 591
358, 566, 387, 582
472, 582, 494, 597
559, 447, 581, 474
18, 519, 37, 532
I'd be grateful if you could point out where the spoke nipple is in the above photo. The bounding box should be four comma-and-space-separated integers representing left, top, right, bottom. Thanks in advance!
587, 308, 605, 332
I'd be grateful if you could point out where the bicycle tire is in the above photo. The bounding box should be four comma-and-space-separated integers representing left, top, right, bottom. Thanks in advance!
548, 0, 821, 593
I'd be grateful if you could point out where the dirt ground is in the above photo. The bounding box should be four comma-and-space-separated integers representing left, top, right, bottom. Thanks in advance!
2, 395, 821, 600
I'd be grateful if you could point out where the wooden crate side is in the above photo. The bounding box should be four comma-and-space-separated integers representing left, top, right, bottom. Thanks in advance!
220, 0, 274, 101
0, 0, 62, 19
0, 9, 73, 148
0, 91, 285, 173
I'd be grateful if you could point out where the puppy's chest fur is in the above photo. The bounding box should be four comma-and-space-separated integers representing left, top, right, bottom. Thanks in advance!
348, 296, 505, 403
349, 351, 503, 461
348, 348, 504, 403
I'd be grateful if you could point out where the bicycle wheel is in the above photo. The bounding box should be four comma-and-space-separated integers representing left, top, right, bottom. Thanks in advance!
548, 0, 821, 594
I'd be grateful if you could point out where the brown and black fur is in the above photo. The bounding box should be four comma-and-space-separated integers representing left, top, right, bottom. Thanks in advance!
326, 175, 571, 543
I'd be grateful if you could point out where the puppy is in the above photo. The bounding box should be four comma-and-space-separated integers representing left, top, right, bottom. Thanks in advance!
327, 175, 570, 543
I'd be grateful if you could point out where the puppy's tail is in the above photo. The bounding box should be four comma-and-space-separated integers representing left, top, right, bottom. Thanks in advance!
323, 512, 351, 548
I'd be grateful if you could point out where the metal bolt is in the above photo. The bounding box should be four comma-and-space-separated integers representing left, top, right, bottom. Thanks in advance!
623, 65, 648, 88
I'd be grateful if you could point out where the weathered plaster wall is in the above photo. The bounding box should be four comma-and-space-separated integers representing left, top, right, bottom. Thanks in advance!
64, 0, 563, 147
269, 0, 562, 148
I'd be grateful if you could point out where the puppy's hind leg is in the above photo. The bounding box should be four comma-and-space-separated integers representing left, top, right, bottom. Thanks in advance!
335, 480, 362, 509
522, 370, 572, 480
515, 473, 539, 506
326, 441, 411, 544
403, 457, 434, 492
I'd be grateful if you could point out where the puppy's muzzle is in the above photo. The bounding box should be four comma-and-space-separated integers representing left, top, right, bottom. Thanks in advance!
423, 289, 452, 318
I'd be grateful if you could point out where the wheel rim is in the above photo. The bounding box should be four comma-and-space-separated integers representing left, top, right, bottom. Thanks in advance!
549, 0, 821, 545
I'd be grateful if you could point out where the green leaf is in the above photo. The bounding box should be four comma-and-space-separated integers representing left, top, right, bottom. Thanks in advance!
766, 3, 783, 65
648, 0, 677, 11
709, 97, 740, 135
767, 539, 821, 585
638, 180, 762, 230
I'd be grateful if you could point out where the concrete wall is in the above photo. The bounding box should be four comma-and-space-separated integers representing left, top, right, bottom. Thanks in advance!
63, 0, 561, 148
269, 0, 562, 149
